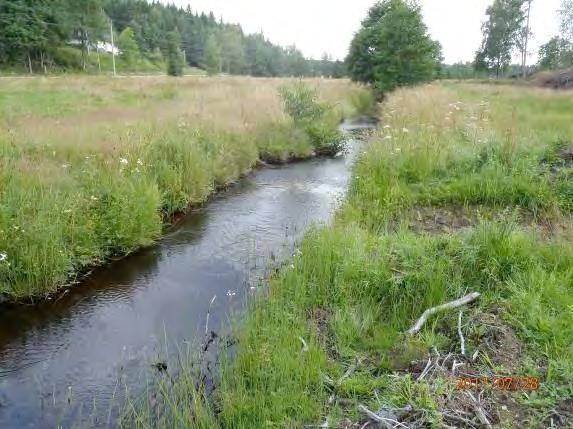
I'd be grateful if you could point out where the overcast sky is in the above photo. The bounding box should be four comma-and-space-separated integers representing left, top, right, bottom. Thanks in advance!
164, 0, 561, 64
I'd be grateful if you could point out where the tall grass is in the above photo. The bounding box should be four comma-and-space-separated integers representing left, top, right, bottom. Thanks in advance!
0, 76, 368, 300
135, 83, 573, 428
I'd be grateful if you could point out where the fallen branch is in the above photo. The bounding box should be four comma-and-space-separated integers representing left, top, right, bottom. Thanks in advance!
417, 357, 432, 381
299, 336, 309, 353
465, 391, 492, 429
205, 295, 217, 336
458, 310, 466, 356
407, 293, 481, 336
357, 405, 394, 429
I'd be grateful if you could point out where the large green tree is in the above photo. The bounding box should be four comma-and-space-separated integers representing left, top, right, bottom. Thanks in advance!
346, 0, 441, 96
475, 0, 526, 77
203, 33, 222, 75
537, 1, 573, 70
165, 30, 184, 76
118, 26, 141, 69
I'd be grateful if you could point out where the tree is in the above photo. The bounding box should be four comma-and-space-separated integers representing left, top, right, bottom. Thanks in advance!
516, 0, 532, 78
203, 33, 222, 75
346, 0, 441, 96
536, 1, 573, 70
118, 26, 141, 69
538, 37, 573, 69
475, 0, 526, 77
0, 0, 48, 73
66, 0, 107, 70
166, 30, 183, 76
218, 26, 245, 74
560, 0, 573, 42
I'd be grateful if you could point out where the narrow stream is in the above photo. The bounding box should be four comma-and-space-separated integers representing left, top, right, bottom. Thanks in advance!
0, 121, 372, 428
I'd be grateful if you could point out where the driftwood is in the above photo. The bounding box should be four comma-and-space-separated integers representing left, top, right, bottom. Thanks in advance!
407, 293, 481, 336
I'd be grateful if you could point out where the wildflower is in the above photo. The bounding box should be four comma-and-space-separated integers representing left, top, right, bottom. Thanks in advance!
0, 252, 7, 262
61, 164, 70, 169
395, 147, 402, 152
402, 128, 409, 133
383, 135, 392, 140
120, 158, 128, 165
226, 290, 237, 297
63, 209, 72, 214
383, 125, 391, 129
90, 196, 98, 201
137, 159, 143, 166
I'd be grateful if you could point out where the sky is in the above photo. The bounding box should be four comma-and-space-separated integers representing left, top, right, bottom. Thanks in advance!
164, 0, 562, 64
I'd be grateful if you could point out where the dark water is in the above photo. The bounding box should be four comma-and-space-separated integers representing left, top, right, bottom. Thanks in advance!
0, 122, 371, 428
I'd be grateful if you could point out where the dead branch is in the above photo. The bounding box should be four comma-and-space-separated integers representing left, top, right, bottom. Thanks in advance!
464, 391, 492, 428
357, 405, 394, 429
407, 293, 481, 335
417, 357, 432, 381
205, 295, 217, 336
299, 336, 309, 352
458, 310, 466, 355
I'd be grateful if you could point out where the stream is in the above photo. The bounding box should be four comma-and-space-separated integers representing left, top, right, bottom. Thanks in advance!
0, 121, 373, 428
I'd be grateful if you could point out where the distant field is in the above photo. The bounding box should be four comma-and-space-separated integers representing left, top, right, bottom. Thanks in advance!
143, 83, 573, 428
0, 76, 365, 300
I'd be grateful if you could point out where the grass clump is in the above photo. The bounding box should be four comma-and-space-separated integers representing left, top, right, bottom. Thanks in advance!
141, 83, 573, 428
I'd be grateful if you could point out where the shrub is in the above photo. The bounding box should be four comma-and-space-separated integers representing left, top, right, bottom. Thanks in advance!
279, 82, 344, 153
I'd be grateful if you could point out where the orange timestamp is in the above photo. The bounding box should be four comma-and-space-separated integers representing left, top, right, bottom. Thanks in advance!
454, 376, 540, 392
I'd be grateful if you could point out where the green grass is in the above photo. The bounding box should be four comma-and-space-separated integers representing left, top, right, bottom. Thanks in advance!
128, 83, 573, 428
0, 76, 367, 300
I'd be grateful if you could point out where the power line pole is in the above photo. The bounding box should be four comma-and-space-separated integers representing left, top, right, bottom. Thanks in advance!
110, 20, 116, 76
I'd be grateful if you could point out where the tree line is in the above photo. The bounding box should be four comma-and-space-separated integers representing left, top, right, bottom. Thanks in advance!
476, 0, 573, 77
0, 0, 345, 77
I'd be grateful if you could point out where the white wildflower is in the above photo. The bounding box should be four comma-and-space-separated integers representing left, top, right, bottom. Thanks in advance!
63, 209, 72, 214
90, 196, 98, 201
402, 128, 409, 133
0, 252, 7, 262
61, 164, 70, 169
395, 147, 402, 152
383, 135, 392, 140
120, 158, 128, 165
137, 159, 143, 166
226, 290, 237, 297
383, 125, 391, 129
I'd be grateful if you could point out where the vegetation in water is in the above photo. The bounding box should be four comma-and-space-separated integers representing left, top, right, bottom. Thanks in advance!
0, 76, 366, 301
126, 83, 573, 428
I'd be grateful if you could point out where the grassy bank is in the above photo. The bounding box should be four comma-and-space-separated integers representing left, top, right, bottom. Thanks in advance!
133, 83, 572, 428
0, 76, 367, 300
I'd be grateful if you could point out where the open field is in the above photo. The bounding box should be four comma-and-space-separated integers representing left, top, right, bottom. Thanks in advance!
0, 76, 366, 300
131, 83, 573, 428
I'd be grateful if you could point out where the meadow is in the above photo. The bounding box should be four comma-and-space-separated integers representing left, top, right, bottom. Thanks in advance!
0, 76, 366, 300
129, 83, 572, 428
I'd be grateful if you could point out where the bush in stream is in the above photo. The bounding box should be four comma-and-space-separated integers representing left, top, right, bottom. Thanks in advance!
279, 81, 344, 154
